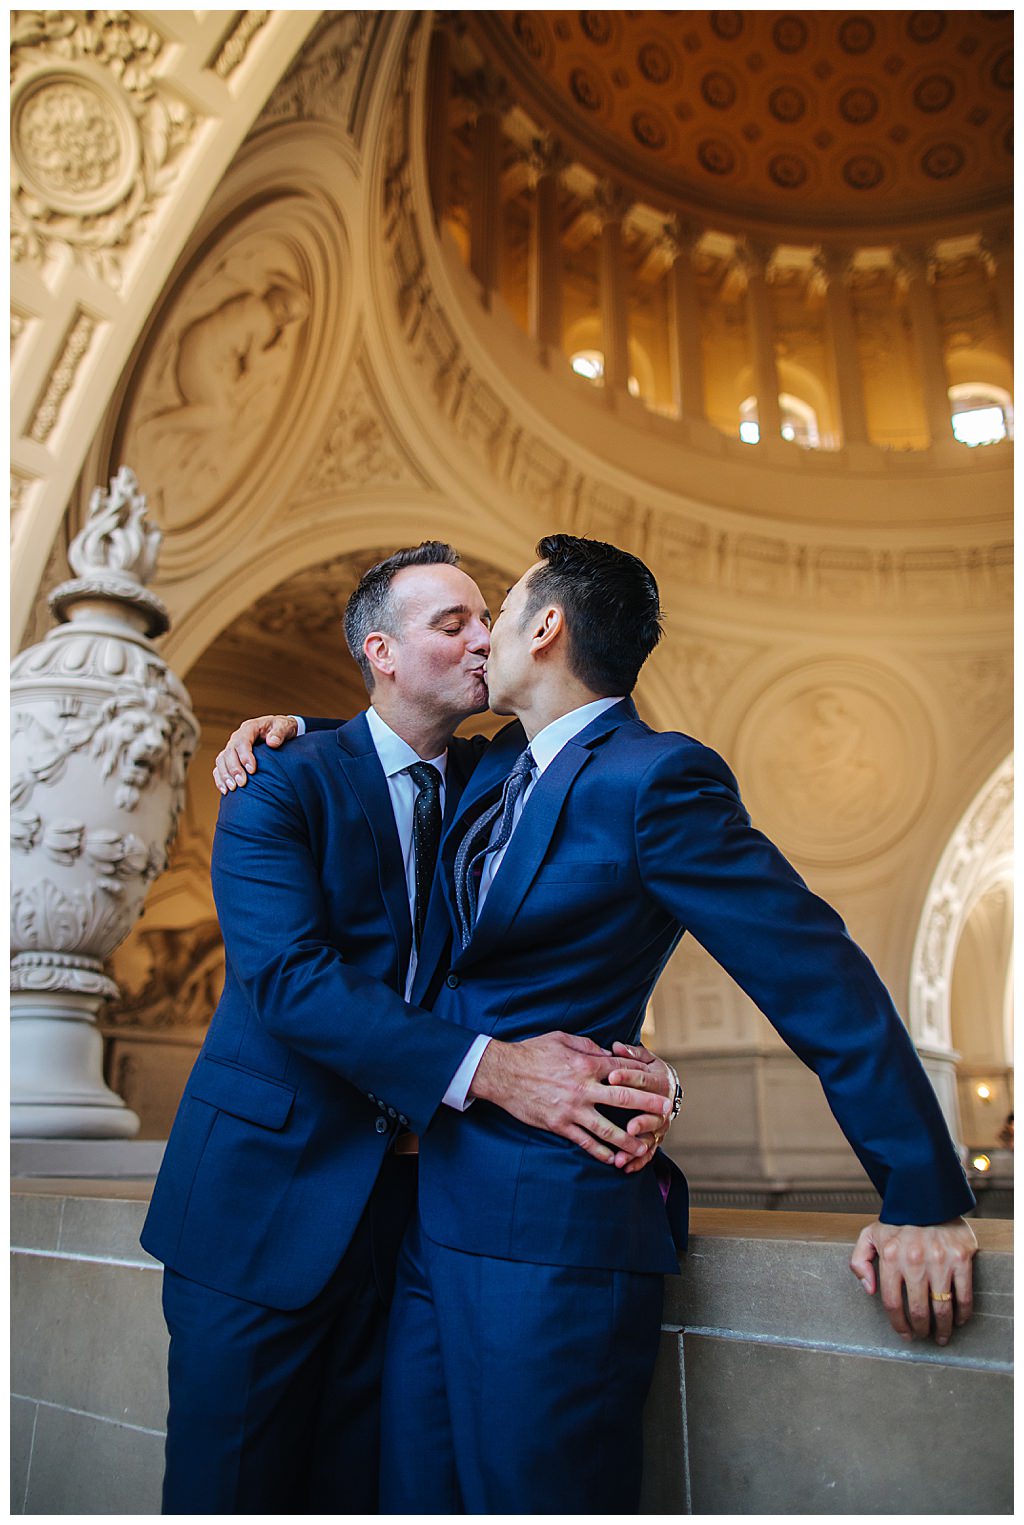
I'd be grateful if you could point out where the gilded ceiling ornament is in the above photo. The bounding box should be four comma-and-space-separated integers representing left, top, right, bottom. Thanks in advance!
256, 12, 371, 131
990, 49, 1012, 90
839, 87, 880, 125
637, 42, 673, 86
907, 14, 947, 45
769, 154, 808, 191
701, 71, 737, 110
579, 13, 613, 47
697, 138, 736, 176
709, 14, 744, 43
772, 16, 809, 55
511, 11, 548, 65
212, 11, 269, 80
837, 17, 876, 56
921, 143, 965, 179
569, 66, 604, 114
842, 154, 885, 191
10, 12, 197, 289
913, 75, 955, 112
769, 86, 807, 124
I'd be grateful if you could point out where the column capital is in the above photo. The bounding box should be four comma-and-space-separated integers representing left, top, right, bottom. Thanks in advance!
979, 224, 1013, 274
893, 243, 939, 288
735, 238, 776, 284
658, 215, 702, 264
813, 246, 856, 289
467, 63, 512, 118
592, 179, 633, 227
527, 133, 570, 185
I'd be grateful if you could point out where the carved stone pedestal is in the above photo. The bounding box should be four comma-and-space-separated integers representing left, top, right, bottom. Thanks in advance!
10, 467, 199, 1139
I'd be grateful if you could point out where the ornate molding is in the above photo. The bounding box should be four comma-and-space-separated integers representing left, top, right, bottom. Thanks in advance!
255, 12, 374, 133
909, 754, 1013, 1050
11, 11, 200, 290
296, 349, 425, 498
213, 12, 269, 80
376, 23, 1012, 618
28, 310, 97, 443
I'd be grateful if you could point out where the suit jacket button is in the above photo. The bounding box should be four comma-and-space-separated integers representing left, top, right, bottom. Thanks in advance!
375, 1116, 389, 1134
446, 973, 459, 989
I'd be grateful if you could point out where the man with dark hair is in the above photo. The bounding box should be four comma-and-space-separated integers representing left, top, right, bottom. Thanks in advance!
143, 541, 674, 1513
215, 533, 977, 1514
371, 534, 976, 1512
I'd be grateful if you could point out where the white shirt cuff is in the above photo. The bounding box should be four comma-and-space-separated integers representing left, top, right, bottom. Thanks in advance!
291, 715, 306, 737
442, 1034, 491, 1111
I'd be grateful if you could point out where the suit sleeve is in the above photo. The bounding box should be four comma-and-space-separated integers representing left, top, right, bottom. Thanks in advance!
634, 741, 975, 1226
212, 757, 475, 1134
298, 716, 345, 732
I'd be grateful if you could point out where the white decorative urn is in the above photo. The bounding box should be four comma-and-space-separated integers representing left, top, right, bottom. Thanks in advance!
11, 467, 199, 1137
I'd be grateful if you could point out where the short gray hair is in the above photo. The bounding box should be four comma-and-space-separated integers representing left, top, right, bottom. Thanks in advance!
343, 541, 460, 691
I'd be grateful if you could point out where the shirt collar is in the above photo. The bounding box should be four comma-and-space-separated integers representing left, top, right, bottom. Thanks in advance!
365, 706, 448, 781
528, 696, 625, 776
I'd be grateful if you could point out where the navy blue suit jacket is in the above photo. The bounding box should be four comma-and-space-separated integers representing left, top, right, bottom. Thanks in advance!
413, 700, 974, 1276
141, 714, 486, 1310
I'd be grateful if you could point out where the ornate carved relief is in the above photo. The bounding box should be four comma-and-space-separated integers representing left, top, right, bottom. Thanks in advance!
296, 352, 425, 498
909, 754, 1013, 1049
107, 921, 225, 1030
660, 637, 761, 733
121, 224, 312, 531
213, 12, 269, 80
734, 659, 935, 865
10, 11, 199, 289
255, 12, 374, 132
28, 311, 98, 444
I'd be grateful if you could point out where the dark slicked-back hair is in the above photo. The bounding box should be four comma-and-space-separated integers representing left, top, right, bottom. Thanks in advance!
520, 534, 663, 695
344, 541, 460, 690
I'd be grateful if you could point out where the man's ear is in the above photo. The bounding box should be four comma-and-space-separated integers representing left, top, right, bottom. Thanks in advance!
364, 631, 395, 679
530, 605, 563, 655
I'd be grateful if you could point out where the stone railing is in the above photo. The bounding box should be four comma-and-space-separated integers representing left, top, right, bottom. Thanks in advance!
10, 1180, 1013, 1513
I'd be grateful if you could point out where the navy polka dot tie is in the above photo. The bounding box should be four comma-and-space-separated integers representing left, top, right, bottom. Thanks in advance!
406, 762, 443, 948
454, 747, 536, 950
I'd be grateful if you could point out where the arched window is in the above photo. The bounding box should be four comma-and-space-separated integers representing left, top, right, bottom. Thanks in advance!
739, 393, 820, 447
570, 349, 642, 397
948, 383, 1013, 447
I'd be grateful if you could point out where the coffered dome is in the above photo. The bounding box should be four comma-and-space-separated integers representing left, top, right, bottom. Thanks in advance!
471, 10, 1013, 234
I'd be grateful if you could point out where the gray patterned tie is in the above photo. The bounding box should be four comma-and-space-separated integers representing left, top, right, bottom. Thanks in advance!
406, 762, 442, 949
454, 747, 536, 949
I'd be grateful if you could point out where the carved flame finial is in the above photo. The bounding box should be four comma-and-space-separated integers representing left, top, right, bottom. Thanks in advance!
69, 466, 162, 584
49, 465, 170, 637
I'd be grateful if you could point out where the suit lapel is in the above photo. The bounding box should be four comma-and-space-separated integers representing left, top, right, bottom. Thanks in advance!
334, 715, 412, 985
451, 699, 638, 967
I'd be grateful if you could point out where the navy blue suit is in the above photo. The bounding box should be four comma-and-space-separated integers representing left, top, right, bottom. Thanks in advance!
379, 699, 975, 1513
141, 715, 485, 1511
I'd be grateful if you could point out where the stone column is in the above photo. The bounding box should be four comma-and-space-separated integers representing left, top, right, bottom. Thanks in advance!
896, 245, 953, 445
527, 135, 567, 353
468, 67, 509, 305
425, 24, 452, 228
815, 248, 869, 447
662, 218, 705, 421
594, 181, 633, 394
981, 225, 1013, 362
738, 240, 783, 441
10, 467, 199, 1138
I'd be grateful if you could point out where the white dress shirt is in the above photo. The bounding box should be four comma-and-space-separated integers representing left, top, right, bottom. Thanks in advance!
363, 707, 486, 1111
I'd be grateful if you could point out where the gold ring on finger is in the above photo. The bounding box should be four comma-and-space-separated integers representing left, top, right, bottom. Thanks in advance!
930, 1291, 953, 1303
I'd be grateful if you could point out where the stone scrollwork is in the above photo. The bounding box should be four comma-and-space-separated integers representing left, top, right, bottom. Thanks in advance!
297, 350, 425, 498
256, 12, 374, 133
10, 11, 198, 289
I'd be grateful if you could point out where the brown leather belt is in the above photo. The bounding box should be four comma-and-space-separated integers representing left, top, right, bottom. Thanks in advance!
393, 1131, 420, 1155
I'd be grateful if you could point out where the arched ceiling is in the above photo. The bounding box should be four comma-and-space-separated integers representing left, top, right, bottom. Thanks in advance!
470, 10, 1013, 234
